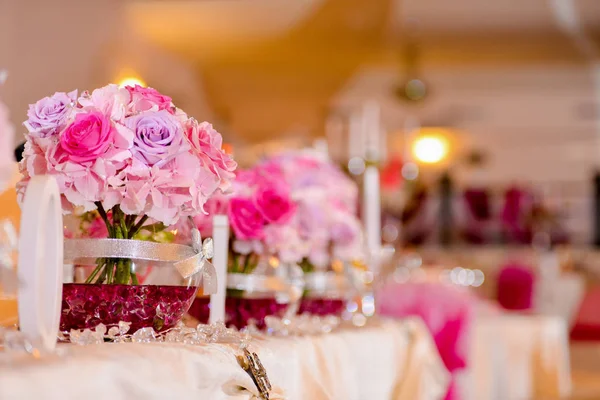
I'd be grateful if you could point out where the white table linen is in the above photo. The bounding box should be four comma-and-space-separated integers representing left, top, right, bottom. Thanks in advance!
535, 272, 585, 327
468, 314, 571, 400
0, 318, 449, 400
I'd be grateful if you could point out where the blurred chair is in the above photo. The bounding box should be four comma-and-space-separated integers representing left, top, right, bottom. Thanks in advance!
461, 188, 492, 245
501, 187, 533, 245
377, 281, 472, 400
496, 262, 534, 311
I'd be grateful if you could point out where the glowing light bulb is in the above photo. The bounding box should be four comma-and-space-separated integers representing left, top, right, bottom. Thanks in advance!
118, 76, 146, 88
413, 136, 448, 164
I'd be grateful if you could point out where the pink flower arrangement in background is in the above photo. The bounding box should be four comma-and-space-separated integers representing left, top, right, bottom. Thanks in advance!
17, 84, 237, 226
194, 149, 364, 270
194, 163, 301, 265
259, 150, 364, 268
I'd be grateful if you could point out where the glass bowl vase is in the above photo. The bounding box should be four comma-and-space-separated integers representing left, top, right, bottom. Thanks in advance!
188, 257, 303, 330
61, 212, 205, 334
299, 269, 355, 317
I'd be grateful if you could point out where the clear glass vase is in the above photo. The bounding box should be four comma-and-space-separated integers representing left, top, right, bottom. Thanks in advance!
61, 210, 204, 334
298, 259, 359, 317
188, 255, 302, 330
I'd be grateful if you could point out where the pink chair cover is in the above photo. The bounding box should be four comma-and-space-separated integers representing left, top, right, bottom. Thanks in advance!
501, 187, 532, 244
377, 282, 473, 400
496, 263, 534, 311
462, 188, 491, 245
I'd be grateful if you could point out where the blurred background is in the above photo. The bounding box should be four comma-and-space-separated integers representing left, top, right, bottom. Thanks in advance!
2, 0, 600, 397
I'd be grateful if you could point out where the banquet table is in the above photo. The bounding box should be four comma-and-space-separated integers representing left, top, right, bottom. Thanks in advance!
0, 318, 449, 400
467, 313, 572, 400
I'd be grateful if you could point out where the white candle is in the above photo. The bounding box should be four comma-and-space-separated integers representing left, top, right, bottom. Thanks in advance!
362, 101, 380, 161
362, 166, 382, 273
348, 112, 363, 160
209, 215, 229, 324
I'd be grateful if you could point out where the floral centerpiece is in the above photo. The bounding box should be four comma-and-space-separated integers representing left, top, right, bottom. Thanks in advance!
187, 162, 303, 329
258, 150, 364, 317
17, 84, 236, 333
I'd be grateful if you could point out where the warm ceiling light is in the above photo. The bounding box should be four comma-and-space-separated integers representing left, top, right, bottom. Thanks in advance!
118, 76, 146, 88
413, 136, 448, 164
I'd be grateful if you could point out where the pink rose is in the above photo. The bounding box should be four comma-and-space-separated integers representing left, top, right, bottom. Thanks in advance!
228, 197, 265, 240
254, 186, 295, 224
187, 121, 237, 191
59, 111, 116, 163
126, 85, 173, 113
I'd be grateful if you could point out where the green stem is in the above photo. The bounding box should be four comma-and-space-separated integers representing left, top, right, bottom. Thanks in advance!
88, 205, 147, 285
94, 266, 108, 284
243, 254, 251, 274
85, 259, 104, 284
106, 260, 114, 283
129, 215, 149, 239
95, 202, 113, 237
130, 271, 139, 285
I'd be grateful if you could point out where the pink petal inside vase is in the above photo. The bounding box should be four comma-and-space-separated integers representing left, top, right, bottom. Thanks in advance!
298, 298, 346, 317
60, 283, 197, 333
188, 296, 288, 330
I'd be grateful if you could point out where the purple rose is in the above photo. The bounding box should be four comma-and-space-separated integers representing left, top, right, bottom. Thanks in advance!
24, 90, 77, 137
125, 110, 188, 166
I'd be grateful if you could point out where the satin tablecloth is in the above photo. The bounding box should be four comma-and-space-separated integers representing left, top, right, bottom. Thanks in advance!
465, 313, 572, 400
0, 318, 449, 400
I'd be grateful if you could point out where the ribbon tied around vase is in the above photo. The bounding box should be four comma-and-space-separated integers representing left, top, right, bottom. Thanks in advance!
64, 228, 217, 294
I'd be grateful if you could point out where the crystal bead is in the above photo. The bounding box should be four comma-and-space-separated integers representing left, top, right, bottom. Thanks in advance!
107, 327, 119, 338
70, 329, 103, 345
118, 321, 131, 335
131, 327, 157, 343
95, 324, 107, 336
3, 330, 33, 353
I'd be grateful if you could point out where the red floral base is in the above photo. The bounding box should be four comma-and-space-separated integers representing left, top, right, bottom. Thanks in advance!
188, 296, 288, 330
60, 283, 197, 333
298, 298, 346, 317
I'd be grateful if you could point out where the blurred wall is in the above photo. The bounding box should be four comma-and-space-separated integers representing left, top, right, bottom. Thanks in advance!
333, 64, 599, 242
0, 0, 212, 145
0, 0, 213, 228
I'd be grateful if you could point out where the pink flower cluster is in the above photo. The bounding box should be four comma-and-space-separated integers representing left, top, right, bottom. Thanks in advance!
194, 163, 300, 263
17, 84, 236, 225
195, 149, 364, 267
259, 150, 364, 267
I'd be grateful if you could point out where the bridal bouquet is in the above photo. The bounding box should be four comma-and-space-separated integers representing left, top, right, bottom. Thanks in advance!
17, 84, 237, 284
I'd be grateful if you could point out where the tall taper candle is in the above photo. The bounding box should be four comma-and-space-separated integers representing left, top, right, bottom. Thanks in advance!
362, 101, 380, 162
363, 166, 382, 273
209, 215, 229, 324
348, 112, 364, 161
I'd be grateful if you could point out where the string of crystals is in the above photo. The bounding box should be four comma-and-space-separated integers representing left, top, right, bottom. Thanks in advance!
63, 321, 251, 347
